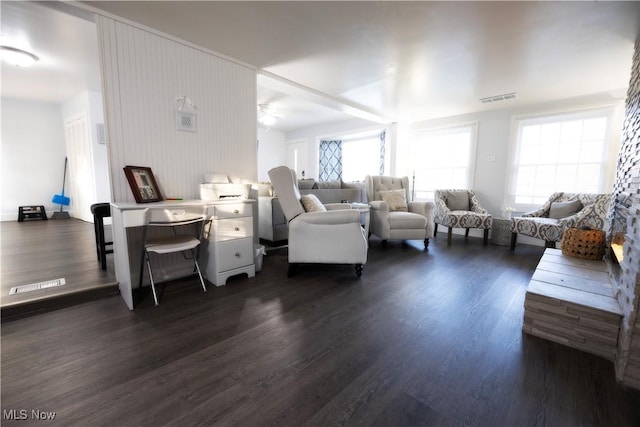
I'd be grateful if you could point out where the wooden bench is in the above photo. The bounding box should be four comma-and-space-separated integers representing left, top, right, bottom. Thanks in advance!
523, 248, 622, 360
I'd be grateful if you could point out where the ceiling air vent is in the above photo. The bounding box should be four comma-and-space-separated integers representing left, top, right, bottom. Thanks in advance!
480, 92, 517, 104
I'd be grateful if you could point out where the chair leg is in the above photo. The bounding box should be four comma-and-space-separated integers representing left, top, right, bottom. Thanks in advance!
192, 249, 207, 292
381, 240, 388, 248
545, 241, 556, 248
97, 217, 107, 271
483, 229, 489, 246
465, 228, 470, 238
510, 233, 518, 251
447, 227, 452, 245
145, 253, 159, 306
424, 238, 429, 249
288, 263, 300, 277
355, 264, 364, 277
93, 220, 100, 260
434, 223, 438, 235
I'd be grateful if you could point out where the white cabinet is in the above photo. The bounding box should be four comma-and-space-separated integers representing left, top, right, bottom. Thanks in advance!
205, 200, 256, 286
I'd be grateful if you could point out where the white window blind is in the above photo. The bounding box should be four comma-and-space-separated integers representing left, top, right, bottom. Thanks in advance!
411, 124, 477, 200
510, 109, 610, 206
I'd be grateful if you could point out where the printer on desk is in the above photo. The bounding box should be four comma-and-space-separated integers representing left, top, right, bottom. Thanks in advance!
200, 183, 251, 200
199, 174, 251, 200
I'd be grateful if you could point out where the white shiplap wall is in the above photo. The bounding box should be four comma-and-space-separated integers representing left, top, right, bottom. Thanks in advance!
96, 16, 257, 202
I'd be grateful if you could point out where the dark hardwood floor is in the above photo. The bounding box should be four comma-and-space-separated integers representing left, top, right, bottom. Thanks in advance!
1, 218, 118, 318
2, 235, 639, 426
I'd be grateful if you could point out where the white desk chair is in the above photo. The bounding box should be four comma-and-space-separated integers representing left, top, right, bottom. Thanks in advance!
138, 206, 208, 306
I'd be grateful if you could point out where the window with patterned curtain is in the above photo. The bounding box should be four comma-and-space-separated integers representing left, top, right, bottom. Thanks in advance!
340, 130, 386, 181
379, 130, 386, 175
319, 139, 343, 181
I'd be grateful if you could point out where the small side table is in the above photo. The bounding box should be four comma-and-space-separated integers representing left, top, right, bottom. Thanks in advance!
18, 205, 47, 221
350, 203, 370, 237
491, 218, 512, 246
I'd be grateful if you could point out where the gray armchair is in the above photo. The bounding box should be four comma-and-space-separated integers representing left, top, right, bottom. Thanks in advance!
510, 192, 611, 250
434, 189, 493, 245
268, 166, 368, 277
364, 175, 434, 249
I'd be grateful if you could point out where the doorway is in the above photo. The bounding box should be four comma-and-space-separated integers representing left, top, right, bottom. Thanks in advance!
286, 140, 308, 179
0, 2, 114, 314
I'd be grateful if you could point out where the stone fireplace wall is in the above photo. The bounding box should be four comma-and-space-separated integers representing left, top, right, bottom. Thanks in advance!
608, 38, 640, 388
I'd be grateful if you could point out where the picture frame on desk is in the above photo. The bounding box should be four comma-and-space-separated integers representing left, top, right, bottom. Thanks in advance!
123, 166, 163, 203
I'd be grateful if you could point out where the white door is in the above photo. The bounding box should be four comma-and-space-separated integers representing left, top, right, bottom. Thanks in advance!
286, 140, 308, 179
64, 113, 96, 222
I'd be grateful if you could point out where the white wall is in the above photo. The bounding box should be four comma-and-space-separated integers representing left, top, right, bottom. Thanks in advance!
87, 91, 110, 203
257, 127, 286, 182
96, 17, 257, 202
1, 98, 66, 221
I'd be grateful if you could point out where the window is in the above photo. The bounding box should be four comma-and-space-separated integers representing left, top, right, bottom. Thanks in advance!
319, 130, 385, 182
509, 109, 611, 206
411, 124, 477, 200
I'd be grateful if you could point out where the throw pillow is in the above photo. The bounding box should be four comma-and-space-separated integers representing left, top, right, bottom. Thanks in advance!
446, 191, 470, 211
549, 200, 583, 219
379, 189, 408, 212
300, 194, 326, 212
297, 179, 316, 190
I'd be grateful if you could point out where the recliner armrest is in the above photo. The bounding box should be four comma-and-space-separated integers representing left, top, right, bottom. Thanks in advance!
368, 200, 388, 212
292, 209, 361, 226
408, 201, 434, 218
325, 203, 352, 210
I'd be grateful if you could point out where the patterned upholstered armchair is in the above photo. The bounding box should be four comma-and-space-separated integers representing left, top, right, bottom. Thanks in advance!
434, 190, 493, 245
510, 192, 611, 250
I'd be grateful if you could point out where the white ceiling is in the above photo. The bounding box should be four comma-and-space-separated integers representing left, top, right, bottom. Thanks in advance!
0, 1, 101, 104
2, 1, 639, 132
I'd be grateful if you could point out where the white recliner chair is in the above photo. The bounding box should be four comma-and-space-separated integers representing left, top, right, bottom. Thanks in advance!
268, 166, 368, 277
365, 175, 435, 249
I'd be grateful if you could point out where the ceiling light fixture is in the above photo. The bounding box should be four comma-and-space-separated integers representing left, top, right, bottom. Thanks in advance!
0, 45, 39, 67
257, 104, 281, 126
480, 92, 517, 104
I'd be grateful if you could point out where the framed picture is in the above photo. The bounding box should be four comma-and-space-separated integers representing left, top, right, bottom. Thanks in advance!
123, 166, 163, 203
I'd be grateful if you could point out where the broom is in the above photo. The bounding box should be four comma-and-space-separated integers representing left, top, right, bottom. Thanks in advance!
51, 157, 70, 219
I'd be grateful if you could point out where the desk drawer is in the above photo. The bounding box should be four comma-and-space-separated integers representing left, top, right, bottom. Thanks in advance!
211, 203, 251, 219
217, 238, 253, 271
213, 217, 253, 241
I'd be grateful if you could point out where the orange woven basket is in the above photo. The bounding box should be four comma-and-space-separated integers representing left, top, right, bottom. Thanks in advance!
561, 227, 606, 260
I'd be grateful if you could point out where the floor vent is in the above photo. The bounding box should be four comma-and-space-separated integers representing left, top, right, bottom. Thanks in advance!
10, 278, 66, 295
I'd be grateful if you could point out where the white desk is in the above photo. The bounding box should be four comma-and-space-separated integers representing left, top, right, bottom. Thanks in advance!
111, 199, 256, 309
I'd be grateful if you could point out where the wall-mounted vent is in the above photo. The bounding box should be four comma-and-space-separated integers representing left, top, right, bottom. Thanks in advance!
176, 111, 197, 132
480, 92, 517, 104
